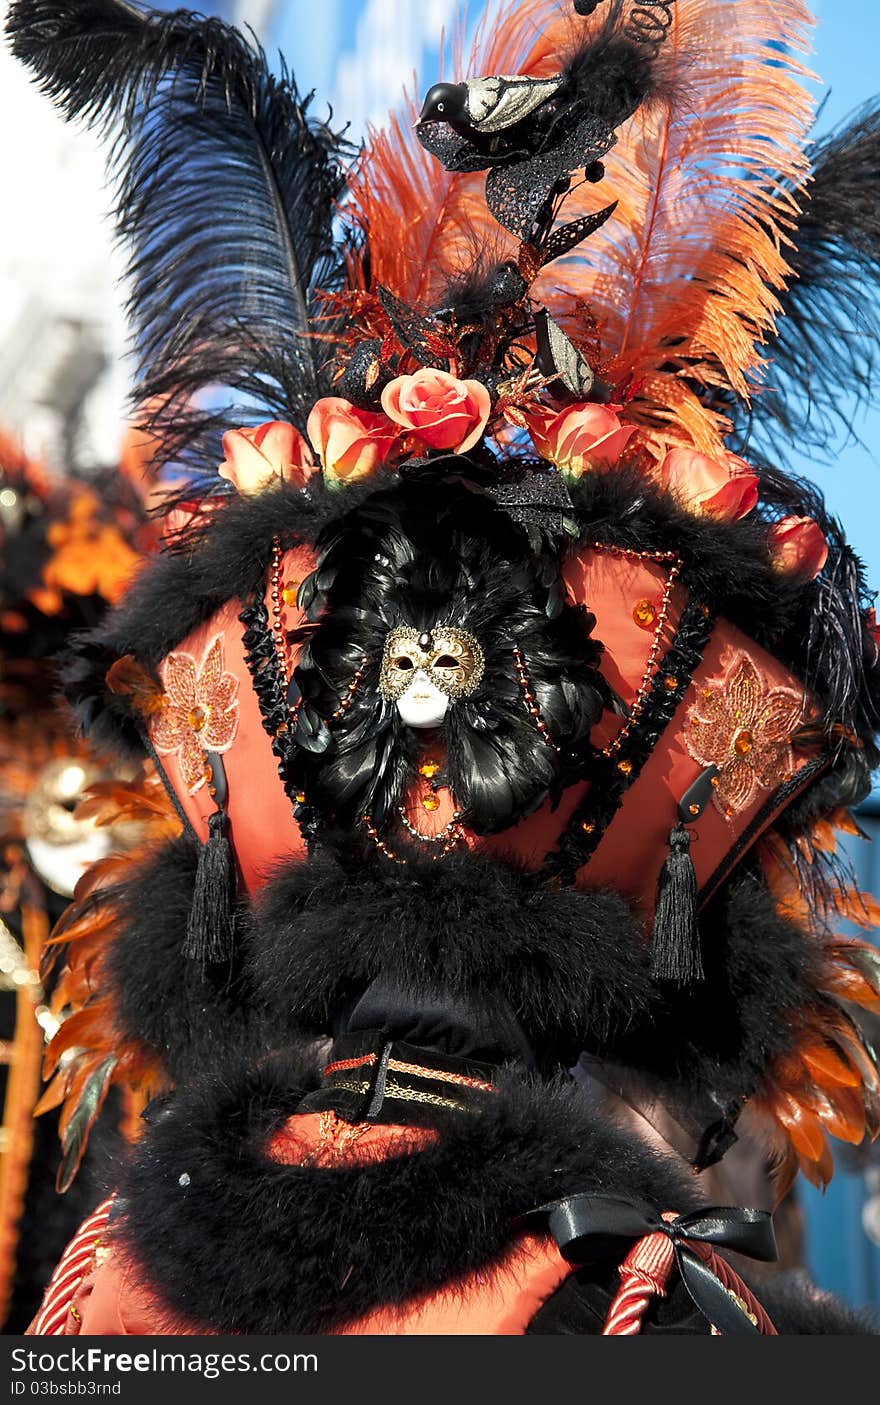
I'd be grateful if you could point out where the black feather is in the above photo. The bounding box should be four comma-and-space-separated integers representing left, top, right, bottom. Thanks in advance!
6, 0, 354, 479
288, 474, 606, 835
731, 100, 880, 463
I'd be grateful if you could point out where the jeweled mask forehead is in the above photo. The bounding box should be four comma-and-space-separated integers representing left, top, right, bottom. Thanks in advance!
378, 625, 485, 702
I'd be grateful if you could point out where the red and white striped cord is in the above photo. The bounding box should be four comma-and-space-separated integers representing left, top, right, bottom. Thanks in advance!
30, 1197, 115, 1336
602, 1211, 777, 1336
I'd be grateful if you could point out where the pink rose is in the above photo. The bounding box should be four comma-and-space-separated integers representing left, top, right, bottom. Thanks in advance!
767, 515, 829, 581
219, 421, 315, 495
307, 398, 399, 484
380, 368, 491, 454
659, 448, 759, 521
524, 402, 636, 476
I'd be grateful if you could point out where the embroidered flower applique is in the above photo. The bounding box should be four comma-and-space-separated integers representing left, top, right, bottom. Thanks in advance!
150, 635, 239, 795
684, 651, 804, 818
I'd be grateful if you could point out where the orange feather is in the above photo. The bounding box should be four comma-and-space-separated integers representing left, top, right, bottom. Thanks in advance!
353, 0, 815, 461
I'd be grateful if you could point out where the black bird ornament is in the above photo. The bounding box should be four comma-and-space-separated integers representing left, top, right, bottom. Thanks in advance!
416, 3, 675, 241
419, 76, 564, 141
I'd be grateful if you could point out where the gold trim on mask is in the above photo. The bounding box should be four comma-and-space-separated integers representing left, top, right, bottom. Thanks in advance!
379, 626, 485, 702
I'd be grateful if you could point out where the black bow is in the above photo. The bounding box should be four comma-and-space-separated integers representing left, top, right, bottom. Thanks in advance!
523, 1196, 777, 1336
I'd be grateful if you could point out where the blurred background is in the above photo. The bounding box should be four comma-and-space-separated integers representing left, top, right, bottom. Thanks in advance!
0, 0, 878, 1320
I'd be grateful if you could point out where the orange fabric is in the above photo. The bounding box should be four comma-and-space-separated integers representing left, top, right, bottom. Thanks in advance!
150, 545, 314, 892
33, 1229, 571, 1338
147, 544, 821, 921
266, 1111, 438, 1167
333, 1234, 571, 1336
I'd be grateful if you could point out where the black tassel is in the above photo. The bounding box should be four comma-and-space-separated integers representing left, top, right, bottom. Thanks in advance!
183, 808, 236, 963
650, 822, 704, 985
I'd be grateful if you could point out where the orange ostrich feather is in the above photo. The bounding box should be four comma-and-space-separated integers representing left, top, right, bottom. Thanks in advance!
754, 824, 880, 1195
349, 0, 815, 459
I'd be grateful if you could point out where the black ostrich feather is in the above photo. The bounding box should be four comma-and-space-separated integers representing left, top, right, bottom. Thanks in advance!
732, 100, 880, 463
6, 0, 354, 480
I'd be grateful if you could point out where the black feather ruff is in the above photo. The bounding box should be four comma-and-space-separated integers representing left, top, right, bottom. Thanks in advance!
289, 474, 607, 835
7, 0, 354, 481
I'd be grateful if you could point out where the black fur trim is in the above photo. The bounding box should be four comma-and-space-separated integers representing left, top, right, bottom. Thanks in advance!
113, 1050, 701, 1335
106, 836, 258, 1082
247, 849, 657, 1073
246, 849, 836, 1118
609, 859, 831, 1113
752, 1270, 879, 1335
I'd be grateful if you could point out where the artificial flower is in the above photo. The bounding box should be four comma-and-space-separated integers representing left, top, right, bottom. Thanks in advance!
381, 368, 491, 454
525, 401, 635, 476
767, 515, 829, 581
307, 398, 398, 484
659, 447, 758, 521
219, 421, 315, 494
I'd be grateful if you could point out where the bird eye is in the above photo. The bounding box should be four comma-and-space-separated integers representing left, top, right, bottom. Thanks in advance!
394, 655, 416, 671
437, 102, 445, 113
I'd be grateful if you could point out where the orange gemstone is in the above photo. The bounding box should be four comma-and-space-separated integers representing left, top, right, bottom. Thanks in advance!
618, 759, 633, 776
733, 729, 753, 756
581, 821, 595, 834
633, 598, 657, 629
419, 761, 440, 779
689, 803, 700, 816
282, 585, 300, 606
422, 793, 440, 813
664, 675, 678, 691
295, 792, 306, 804
188, 704, 207, 731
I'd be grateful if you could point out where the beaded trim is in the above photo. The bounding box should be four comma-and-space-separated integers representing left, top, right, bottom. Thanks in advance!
512, 644, 561, 752
362, 812, 466, 862
239, 572, 322, 841
324, 1052, 496, 1094
332, 661, 368, 721
398, 807, 464, 845
540, 594, 715, 887
326, 1079, 476, 1113
239, 587, 295, 790
584, 544, 684, 760
269, 536, 291, 694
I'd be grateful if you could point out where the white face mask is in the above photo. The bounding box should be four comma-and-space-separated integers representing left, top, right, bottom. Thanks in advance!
395, 669, 450, 729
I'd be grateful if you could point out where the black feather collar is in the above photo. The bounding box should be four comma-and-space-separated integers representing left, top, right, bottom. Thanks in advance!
113, 1050, 702, 1335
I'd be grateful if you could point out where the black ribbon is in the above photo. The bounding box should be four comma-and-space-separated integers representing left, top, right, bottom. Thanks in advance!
523, 1195, 777, 1336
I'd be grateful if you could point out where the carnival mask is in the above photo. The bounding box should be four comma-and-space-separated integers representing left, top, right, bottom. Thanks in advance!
23, 758, 128, 897
379, 626, 485, 729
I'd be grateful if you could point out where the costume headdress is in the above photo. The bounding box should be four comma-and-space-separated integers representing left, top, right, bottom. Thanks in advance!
9, 0, 880, 1336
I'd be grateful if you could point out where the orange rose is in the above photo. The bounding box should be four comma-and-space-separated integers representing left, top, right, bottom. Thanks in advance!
767, 515, 829, 581
307, 398, 399, 485
659, 448, 759, 521
524, 402, 636, 476
219, 421, 315, 494
381, 368, 491, 454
